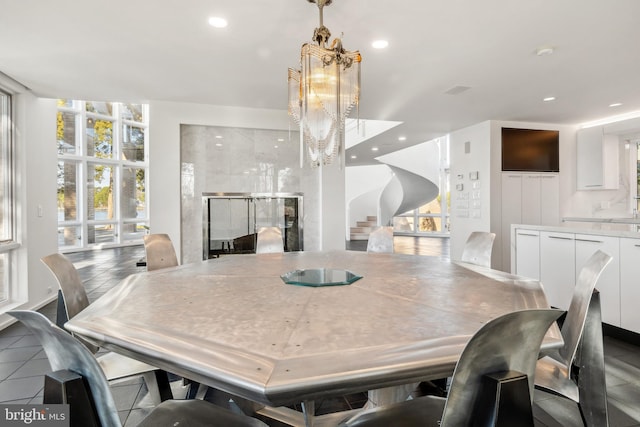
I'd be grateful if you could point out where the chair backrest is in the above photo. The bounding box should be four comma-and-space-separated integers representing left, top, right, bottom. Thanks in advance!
366, 226, 394, 253
143, 233, 179, 271
42, 253, 89, 321
8, 310, 121, 427
460, 231, 496, 267
558, 250, 612, 367
41, 253, 99, 354
255, 227, 284, 254
441, 308, 562, 426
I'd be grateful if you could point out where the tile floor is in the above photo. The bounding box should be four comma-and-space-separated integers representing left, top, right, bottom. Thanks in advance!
0, 238, 638, 426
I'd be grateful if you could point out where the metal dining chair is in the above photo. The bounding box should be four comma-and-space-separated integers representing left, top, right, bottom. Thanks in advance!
9, 310, 268, 427
366, 226, 394, 253
41, 253, 171, 404
143, 233, 179, 271
338, 308, 563, 427
535, 249, 613, 427
255, 226, 284, 254
460, 231, 496, 268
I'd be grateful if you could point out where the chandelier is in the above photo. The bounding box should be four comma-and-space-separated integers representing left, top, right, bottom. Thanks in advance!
288, 0, 361, 168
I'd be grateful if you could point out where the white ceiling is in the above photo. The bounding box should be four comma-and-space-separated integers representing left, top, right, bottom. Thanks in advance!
1, 0, 640, 165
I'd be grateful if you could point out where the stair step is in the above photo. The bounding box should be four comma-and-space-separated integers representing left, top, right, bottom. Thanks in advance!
350, 226, 372, 234
357, 221, 377, 228
349, 215, 379, 241
350, 233, 370, 241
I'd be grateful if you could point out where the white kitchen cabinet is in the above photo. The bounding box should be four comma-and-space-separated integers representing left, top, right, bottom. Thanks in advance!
576, 126, 619, 190
521, 175, 542, 225
539, 175, 560, 225
515, 229, 540, 280
540, 231, 575, 310
514, 226, 640, 332
501, 174, 523, 271
501, 174, 559, 272
574, 234, 620, 326
620, 237, 640, 333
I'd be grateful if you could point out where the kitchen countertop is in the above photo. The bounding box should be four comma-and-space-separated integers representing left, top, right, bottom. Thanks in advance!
563, 217, 640, 224
513, 223, 640, 239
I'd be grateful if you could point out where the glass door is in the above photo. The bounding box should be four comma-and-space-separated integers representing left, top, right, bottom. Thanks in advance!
207, 198, 252, 256
203, 193, 303, 259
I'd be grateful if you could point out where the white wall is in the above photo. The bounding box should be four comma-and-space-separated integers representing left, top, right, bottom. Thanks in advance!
345, 165, 392, 229
0, 91, 58, 328
148, 101, 345, 259
345, 165, 392, 208
449, 121, 492, 262
377, 139, 442, 185
450, 119, 579, 270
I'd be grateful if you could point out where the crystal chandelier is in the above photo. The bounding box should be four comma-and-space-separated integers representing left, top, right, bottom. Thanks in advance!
288, 0, 361, 168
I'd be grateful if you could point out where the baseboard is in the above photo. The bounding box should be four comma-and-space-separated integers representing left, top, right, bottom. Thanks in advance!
0, 293, 58, 330
603, 323, 640, 346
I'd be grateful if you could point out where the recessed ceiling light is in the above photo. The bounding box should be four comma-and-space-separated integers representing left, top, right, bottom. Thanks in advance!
351, 155, 357, 159
277, 138, 284, 142
215, 143, 223, 147
535, 46, 554, 56
215, 135, 223, 139
398, 136, 406, 141
274, 145, 279, 149
371, 147, 379, 152
372, 40, 389, 49
609, 103, 622, 107
543, 96, 556, 102
208, 17, 228, 28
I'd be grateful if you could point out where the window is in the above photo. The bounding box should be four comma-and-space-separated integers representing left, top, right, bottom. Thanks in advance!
0, 88, 17, 303
56, 100, 149, 250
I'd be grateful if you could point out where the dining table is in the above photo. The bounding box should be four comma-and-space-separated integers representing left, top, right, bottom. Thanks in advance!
65, 250, 562, 426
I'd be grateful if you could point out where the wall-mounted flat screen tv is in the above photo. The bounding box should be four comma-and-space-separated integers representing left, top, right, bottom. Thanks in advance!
501, 127, 559, 172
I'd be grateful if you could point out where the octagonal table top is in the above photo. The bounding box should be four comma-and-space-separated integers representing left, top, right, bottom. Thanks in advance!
66, 250, 561, 407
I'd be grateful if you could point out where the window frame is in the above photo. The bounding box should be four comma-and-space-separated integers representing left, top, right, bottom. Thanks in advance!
0, 86, 19, 307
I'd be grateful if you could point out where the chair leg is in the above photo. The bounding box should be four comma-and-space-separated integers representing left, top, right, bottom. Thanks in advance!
301, 400, 315, 427
44, 370, 100, 427
475, 370, 534, 427
155, 370, 174, 401
184, 379, 203, 399
365, 383, 418, 408
575, 290, 609, 427
142, 370, 173, 404
55, 290, 68, 329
